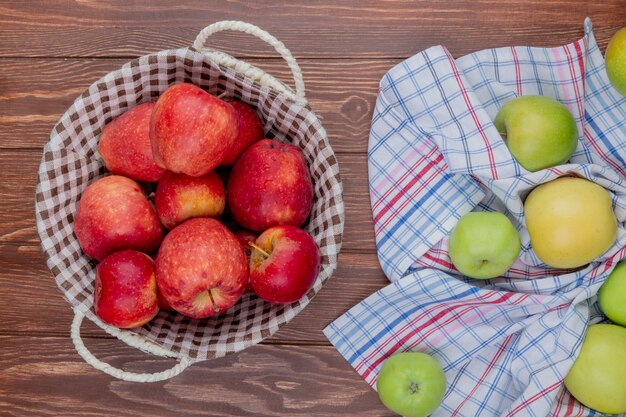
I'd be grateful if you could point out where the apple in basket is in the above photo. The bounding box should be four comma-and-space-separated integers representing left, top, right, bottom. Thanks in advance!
98, 102, 166, 182
233, 229, 259, 293
155, 217, 248, 318
248, 225, 320, 304
220, 100, 265, 167
74, 175, 164, 261
154, 170, 226, 229
494, 95, 578, 172
227, 139, 314, 232
564, 324, 626, 414
524, 176, 617, 269
94, 250, 159, 328
150, 83, 239, 177
448, 211, 521, 279
376, 351, 447, 417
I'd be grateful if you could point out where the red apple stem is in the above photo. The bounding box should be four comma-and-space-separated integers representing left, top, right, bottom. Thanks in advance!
248, 241, 270, 259
216, 91, 228, 100
208, 289, 220, 313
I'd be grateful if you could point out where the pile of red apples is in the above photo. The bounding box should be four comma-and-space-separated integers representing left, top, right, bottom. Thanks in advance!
74, 83, 321, 329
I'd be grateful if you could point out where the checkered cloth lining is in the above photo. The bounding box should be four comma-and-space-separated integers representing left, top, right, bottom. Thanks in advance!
35, 47, 344, 361
325, 19, 626, 416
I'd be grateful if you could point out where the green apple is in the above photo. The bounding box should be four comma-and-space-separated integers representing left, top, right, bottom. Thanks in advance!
598, 261, 626, 326
564, 324, 626, 414
493, 95, 578, 172
606, 27, 626, 96
376, 352, 446, 417
448, 211, 521, 279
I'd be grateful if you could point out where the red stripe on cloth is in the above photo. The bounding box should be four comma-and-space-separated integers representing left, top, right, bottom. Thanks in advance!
444, 49, 499, 179
360, 292, 519, 381
511, 47, 523, 96
451, 333, 516, 417
506, 380, 562, 416
583, 126, 626, 177
371, 146, 440, 213
573, 39, 586, 102
374, 153, 446, 232
563, 43, 585, 126
356, 289, 501, 374
551, 385, 568, 417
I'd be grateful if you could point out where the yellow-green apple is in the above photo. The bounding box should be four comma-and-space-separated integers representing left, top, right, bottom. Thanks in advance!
220, 101, 264, 166
233, 229, 259, 294
249, 225, 320, 303
98, 102, 166, 182
74, 175, 164, 261
524, 177, 617, 268
494, 96, 578, 172
150, 83, 239, 177
564, 324, 626, 414
606, 27, 626, 96
376, 352, 446, 417
155, 170, 225, 229
155, 218, 248, 318
94, 250, 159, 328
227, 139, 314, 232
448, 212, 521, 279
598, 261, 626, 326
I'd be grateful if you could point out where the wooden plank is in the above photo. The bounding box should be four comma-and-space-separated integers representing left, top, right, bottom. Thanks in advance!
0, 150, 377, 251
0, 58, 387, 153
0, 245, 388, 344
0, 0, 623, 58
0, 335, 393, 416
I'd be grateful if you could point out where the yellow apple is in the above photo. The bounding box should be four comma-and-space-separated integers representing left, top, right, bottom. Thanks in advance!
524, 176, 617, 269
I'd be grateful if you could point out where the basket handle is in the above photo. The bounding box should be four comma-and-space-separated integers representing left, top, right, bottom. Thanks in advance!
70, 309, 191, 382
192, 20, 307, 103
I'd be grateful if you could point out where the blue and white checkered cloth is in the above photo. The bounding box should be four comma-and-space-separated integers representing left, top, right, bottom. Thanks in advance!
324, 18, 626, 416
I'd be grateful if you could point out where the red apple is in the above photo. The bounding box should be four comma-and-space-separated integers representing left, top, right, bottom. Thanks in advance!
155, 218, 248, 318
156, 282, 173, 311
74, 175, 164, 261
220, 101, 264, 166
249, 225, 321, 304
94, 250, 159, 328
227, 139, 314, 232
155, 170, 225, 229
150, 83, 239, 177
98, 102, 166, 182
233, 229, 259, 294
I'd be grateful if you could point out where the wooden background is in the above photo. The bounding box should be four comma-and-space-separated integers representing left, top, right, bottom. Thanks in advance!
1, 1, 625, 416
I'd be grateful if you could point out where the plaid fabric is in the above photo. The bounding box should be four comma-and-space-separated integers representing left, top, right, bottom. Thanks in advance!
325, 18, 626, 416
35, 47, 344, 361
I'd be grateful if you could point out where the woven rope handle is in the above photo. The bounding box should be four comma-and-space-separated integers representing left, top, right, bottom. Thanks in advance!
193, 20, 307, 103
71, 309, 191, 382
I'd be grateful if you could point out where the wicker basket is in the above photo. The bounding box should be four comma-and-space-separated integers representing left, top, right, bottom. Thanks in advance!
34, 21, 344, 382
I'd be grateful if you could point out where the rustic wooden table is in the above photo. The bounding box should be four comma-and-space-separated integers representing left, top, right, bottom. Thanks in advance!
1, 1, 625, 416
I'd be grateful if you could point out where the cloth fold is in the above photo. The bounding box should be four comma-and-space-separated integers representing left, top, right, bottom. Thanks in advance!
325, 18, 626, 416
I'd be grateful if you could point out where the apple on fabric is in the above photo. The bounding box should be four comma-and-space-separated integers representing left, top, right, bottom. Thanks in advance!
94, 250, 159, 328
150, 83, 239, 177
598, 261, 626, 326
493, 95, 578, 172
249, 225, 320, 304
155, 218, 248, 319
227, 138, 314, 232
448, 211, 521, 279
74, 175, 164, 261
606, 27, 626, 96
524, 176, 617, 269
220, 100, 264, 167
376, 352, 446, 417
98, 102, 166, 182
564, 324, 626, 414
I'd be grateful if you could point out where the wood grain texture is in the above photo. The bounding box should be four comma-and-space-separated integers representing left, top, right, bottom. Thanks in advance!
0, 336, 394, 416
0, 245, 388, 344
0, 0, 623, 58
0, 149, 376, 251
0, 58, 386, 153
